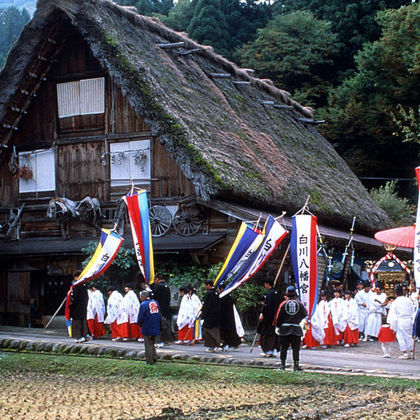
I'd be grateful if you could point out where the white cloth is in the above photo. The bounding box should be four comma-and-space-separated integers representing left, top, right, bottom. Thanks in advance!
177, 294, 196, 330
105, 291, 127, 325
342, 298, 359, 330
87, 289, 105, 322
330, 297, 346, 333
354, 290, 372, 333
309, 302, 326, 343
123, 290, 140, 324
190, 293, 202, 318
365, 292, 386, 337
387, 296, 414, 352
233, 304, 244, 338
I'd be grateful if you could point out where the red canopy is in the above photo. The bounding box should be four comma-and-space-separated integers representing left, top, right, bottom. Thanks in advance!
374, 225, 415, 249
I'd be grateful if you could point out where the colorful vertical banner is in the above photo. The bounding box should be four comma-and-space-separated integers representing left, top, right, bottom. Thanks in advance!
414, 166, 420, 290
219, 215, 288, 297
73, 229, 124, 286
65, 228, 124, 334
124, 190, 155, 285
290, 214, 318, 317
213, 222, 263, 288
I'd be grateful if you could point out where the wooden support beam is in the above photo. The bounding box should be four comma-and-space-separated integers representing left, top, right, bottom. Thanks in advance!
209, 73, 231, 79
157, 41, 185, 49
296, 117, 325, 125
11, 106, 27, 114
20, 89, 37, 97
232, 80, 251, 86
2, 123, 18, 130
178, 48, 200, 56
261, 100, 275, 105
28, 72, 46, 81
273, 104, 294, 110
240, 68, 254, 74
37, 55, 48, 62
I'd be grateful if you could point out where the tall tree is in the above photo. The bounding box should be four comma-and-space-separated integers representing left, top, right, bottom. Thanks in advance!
0, 6, 30, 69
237, 11, 340, 106
159, 0, 194, 32
115, 0, 174, 16
321, 4, 420, 179
273, 0, 411, 79
187, 0, 230, 57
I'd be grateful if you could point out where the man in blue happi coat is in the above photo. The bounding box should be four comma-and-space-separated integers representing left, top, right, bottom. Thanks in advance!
137, 290, 161, 365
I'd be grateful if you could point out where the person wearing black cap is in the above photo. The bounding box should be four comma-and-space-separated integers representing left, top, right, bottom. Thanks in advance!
201, 280, 221, 352
69, 272, 89, 343
275, 285, 307, 370
152, 273, 173, 347
259, 279, 281, 357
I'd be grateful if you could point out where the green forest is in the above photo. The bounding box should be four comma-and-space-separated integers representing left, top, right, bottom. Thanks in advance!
0, 1, 419, 221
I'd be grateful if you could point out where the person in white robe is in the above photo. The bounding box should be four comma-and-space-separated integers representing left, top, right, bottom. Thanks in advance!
123, 283, 141, 340
330, 290, 346, 342
387, 284, 415, 359
354, 282, 372, 340
189, 287, 203, 341
365, 283, 387, 340
303, 301, 326, 348
342, 291, 359, 347
104, 286, 128, 341
87, 284, 106, 338
176, 286, 196, 344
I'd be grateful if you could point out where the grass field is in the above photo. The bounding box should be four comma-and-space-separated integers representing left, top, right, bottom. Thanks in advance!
0, 351, 418, 419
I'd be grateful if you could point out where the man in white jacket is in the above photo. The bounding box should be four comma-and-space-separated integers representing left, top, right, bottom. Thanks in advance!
123, 283, 141, 341
387, 284, 415, 359
354, 281, 372, 340
104, 286, 127, 341
87, 284, 106, 339
365, 283, 387, 341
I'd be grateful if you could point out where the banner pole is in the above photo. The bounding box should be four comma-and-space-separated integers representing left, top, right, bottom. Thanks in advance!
44, 296, 67, 329
273, 243, 290, 288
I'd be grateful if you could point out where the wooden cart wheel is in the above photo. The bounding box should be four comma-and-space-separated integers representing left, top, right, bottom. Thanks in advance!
173, 205, 203, 236
149, 205, 172, 237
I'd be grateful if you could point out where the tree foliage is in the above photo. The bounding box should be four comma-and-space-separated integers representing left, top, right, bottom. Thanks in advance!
370, 180, 412, 226
0, 6, 30, 69
391, 105, 420, 150
273, 0, 411, 79
237, 10, 340, 106
321, 3, 420, 178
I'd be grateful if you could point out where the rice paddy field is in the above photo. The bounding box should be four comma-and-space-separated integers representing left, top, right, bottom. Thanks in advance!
0, 352, 418, 419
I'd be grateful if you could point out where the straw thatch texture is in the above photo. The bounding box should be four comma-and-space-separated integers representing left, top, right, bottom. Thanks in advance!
0, 0, 393, 232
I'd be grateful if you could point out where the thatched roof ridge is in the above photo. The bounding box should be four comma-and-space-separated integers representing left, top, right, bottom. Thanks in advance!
0, 0, 393, 233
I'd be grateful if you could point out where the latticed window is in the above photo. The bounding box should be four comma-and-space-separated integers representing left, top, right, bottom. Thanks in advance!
18, 148, 55, 193
56, 77, 105, 118
110, 140, 151, 186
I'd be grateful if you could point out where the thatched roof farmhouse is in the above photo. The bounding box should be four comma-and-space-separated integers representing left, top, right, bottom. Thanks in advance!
0, 0, 392, 233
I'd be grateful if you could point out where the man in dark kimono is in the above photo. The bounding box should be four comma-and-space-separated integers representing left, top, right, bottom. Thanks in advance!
218, 284, 241, 350
201, 280, 221, 352
152, 273, 173, 347
259, 279, 281, 357
69, 272, 89, 343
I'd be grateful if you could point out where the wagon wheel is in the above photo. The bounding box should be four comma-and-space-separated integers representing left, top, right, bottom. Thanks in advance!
149, 205, 172, 237
173, 205, 203, 236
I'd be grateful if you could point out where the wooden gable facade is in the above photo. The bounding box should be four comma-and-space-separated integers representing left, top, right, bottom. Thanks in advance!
0, 25, 230, 326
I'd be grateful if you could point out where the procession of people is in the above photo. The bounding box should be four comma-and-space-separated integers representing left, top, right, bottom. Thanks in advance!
66, 269, 419, 366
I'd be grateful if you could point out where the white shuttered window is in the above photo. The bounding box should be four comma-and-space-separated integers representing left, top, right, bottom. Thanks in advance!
19, 149, 56, 193
57, 77, 105, 118
110, 140, 151, 187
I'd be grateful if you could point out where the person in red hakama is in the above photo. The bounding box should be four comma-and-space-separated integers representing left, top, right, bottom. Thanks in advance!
302, 302, 325, 349
342, 291, 359, 347
123, 283, 141, 341
378, 323, 396, 358
87, 284, 106, 338
317, 291, 338, 348
104, 286, 128, 341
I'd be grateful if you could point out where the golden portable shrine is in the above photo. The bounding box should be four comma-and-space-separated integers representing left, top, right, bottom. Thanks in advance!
365, 246, 412, 297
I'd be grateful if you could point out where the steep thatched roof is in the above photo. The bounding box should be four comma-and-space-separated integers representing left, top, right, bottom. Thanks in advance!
0, 0, 392, 233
